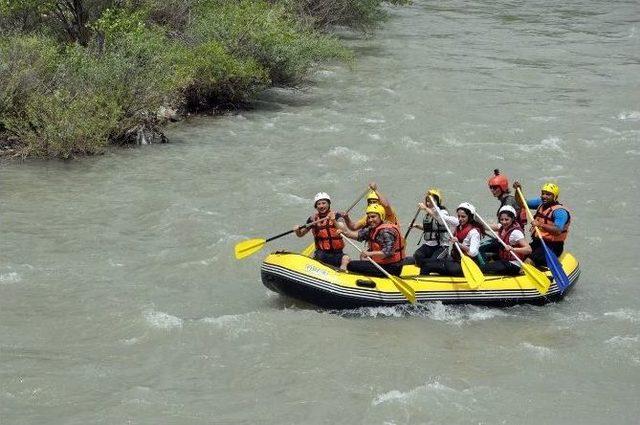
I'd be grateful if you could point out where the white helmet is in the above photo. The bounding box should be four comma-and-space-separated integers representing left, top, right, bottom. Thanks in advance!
313, 192, 331, 206
498, 205, 517, 218
456, 202, 476, 217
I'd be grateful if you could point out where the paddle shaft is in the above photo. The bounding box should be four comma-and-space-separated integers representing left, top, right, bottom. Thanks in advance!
475, 213, 525, 266
428, 196, 465, 258
404, 207, 421, 240
258, 215, 334, 247
515, 188, 548, 244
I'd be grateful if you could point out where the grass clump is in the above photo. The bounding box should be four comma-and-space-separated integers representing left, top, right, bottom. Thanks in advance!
0, 0, 403, 158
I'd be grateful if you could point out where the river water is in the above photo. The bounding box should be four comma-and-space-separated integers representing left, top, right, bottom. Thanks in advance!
2, 1, 639, 424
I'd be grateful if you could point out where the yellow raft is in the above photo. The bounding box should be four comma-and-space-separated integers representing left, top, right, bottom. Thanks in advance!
261, 252, 580, 309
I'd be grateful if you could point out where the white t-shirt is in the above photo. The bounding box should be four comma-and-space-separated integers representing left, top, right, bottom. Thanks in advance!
506, 229, 525, 265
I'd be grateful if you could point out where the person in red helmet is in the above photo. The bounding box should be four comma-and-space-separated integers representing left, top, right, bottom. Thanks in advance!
487, 169, 524, 226
480, 169, 526, 260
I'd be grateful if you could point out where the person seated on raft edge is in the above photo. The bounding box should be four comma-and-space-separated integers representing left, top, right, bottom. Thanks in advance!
513, 180, 571, 269
480, 169, 527, 261
346, 181, 399, 231
419, 202, 484, 277
481, 205, 532, 276
294, 192, 350, 270
336, 203, 405, 277
411, 188, 455, 265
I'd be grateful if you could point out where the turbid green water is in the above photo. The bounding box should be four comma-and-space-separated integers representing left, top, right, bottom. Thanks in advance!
1, 1, 639, 423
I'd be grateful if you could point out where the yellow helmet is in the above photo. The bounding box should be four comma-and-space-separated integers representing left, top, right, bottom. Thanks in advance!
366, 190, 379, 202
541, 183, 560, 200
426, 188, 443, 204
365, 203, 386, 221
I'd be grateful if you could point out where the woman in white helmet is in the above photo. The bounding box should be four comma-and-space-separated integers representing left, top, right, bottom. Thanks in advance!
481, 205, 532, 276
419, 202, 484, 277
294, 192, 349, 269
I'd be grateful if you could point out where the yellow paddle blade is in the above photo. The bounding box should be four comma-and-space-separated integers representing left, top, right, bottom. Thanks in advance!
234, 238, 266, 260
460, 255, 484, 289
391, 276, 417, 304
301, 242, 315, 257
522, 263, 551, 294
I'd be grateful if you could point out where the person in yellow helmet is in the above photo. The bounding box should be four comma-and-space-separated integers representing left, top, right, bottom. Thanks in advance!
410, 188, 456, 265
347, 182, 399, 231
513, 181, 571, 268
338, 203, 405, 276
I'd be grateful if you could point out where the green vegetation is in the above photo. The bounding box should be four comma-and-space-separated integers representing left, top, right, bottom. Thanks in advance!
0, 0, 405, 158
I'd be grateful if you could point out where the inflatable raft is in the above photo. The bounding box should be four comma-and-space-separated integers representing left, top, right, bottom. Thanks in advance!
261, 252, 580, 309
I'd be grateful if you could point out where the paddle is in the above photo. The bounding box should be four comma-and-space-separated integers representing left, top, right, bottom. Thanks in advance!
404, 207, 422, 240
515, 187, 571, 293
429, 196, 485, 289
300, 187, 370, 257
475, 213, 550, 294
341, 236, 416, 304
235, 216, 330, 260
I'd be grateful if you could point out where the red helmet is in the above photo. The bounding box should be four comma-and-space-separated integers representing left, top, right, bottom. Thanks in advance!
487, 169, 509, 192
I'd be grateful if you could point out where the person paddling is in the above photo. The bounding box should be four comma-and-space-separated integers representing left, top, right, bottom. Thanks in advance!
411, 188, 454, 265
419, 203, 483, 277
513, 181, 571, 268
488, 169, 524, 226
348, 182, 399, 230
480, 206, 532, 276
337, 204, 405, 277
294, 192, 349, 269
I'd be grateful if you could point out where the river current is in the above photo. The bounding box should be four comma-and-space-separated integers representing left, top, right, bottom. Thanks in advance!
1, 1, 639, 424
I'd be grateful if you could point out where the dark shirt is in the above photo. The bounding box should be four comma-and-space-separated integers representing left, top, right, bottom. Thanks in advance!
357, 226, 397, 258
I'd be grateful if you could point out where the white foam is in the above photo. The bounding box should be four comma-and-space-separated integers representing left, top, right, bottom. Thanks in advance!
363, 118, 386, 123
604, 309, 640, 323
369, 133, 381, 140
605, 335, 639, 345
277, 193, 309, 206
200, 314, 243, 327
372, 380, 458, 406
144, 310, 183, 329
0, 272, 21, 284
520, 342, 553, 358
617, 111, 640, 121
327, 146, 369, 163
517, 136, 565, 153
199, 312, 259, 337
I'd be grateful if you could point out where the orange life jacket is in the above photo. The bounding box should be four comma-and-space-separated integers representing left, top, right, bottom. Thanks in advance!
498, 222, 527, 262
311, 212, 345, 251
368, 223, 404, 265
531, 202, 571, 242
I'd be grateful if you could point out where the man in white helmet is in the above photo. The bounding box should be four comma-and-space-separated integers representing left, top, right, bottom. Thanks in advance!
294, 192, 349, 269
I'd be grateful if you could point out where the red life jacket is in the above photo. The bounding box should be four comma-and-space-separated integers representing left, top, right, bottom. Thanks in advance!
531, 202, 571, 242
454, 222, 483, 244
311, 212, 344, 251
369, 223, 404, 265
451, 222, 482, 261
498, 222, 527, 262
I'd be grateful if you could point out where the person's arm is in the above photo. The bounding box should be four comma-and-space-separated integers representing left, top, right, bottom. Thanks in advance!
369, 182, 391, 209
506, 229, 532, 257
459, 229, 481, 257
363, 229, 395, 260
441, 210, 459, 228
337, 222, 369, 241
294, 217, 313, 237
